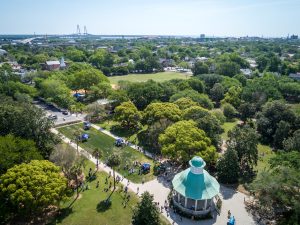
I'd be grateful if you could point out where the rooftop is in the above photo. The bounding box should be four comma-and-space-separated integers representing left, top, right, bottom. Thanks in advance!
172, 156, 220, 200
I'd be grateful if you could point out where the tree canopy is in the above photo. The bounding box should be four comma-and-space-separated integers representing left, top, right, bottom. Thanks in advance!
0, 160, 68, 216
132, 191, 160, 225
0, 134, 42, 174
114, 101, 141, 128
159, 120, 217, 165
142, 102, 182, 125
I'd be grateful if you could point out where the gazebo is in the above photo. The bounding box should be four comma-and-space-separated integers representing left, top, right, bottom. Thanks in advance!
172, 156, 220, 217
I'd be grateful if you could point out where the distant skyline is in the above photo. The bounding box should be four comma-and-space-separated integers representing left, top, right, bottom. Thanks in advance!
0, 0, 299, 37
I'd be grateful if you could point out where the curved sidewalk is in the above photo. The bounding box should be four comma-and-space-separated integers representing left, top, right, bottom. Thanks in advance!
51, 128, 256, 225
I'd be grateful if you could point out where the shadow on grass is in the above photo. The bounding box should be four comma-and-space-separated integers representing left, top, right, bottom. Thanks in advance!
48, 207, 73, 225
96, 190, 115, 212
96, 199, 112, 212
111, 124, 137, 138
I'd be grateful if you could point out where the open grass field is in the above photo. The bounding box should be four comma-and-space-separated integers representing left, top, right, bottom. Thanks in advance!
50, 160, 139, 225
57, 123, 155, 183
108, 72, 190, 85
51, 160, 170, 225
221, 120, 239, 140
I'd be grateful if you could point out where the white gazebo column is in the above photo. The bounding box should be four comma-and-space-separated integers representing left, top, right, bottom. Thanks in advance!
195, 199, 198, 211
184, 197, 187, 208
204, 199, 207, 209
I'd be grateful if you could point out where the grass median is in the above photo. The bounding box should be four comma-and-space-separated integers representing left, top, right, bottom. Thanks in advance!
57, 123, 155, 183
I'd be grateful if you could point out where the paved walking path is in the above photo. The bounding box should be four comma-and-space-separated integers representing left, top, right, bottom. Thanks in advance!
52, 127, 256, 225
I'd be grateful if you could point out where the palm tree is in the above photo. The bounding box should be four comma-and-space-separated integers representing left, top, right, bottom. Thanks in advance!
70, 158, 86, 197
107, 153, 121, 190
73, 129, 81, 154
92, 148, 102, 171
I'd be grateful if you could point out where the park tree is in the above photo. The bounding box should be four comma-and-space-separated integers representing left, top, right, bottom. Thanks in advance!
187, 78, 205, 93
69, 157, 86, 197
0, 160, 68, 217
85, 102, 108, 123
108, 89, 129, 108
233, 74, 247, 86
196, 74, 223, 92
192, 61, 209, 75
0, 80, 37, 99
182, 106, 209, 121
114, 101, 141, 128
49, 144, 77, 180
256, 101, 297, 147
40, 79, 74, 109
126, 80, 165, 110
142, 102, 182, 125
283, 129, 300, 152
159, 120, 217, 165
220, 76, 242, 92
170, 89, 213, 109
132, 191, 160, 225
139, 118, 173, 155
87, 82, 112, 102
238, 102, 256, 122
250, 152, 300, 224
242, 74, 282, 109
222, 103, 237, 120
273, 121, 291, 149
0, 134, 42, 174
107, 153, 121, 190
66, 47, 86, 62
72, 68, 108, 93
0, 99, 58, 157
183, 106, 222, 147
216, 147, 240, 184
210, 83, 224, 105
221, 86, 242, 108
92, 148, 102, 171
227, 125, 259, 175
256, 55, 269, 72
216, 61, 240, 77
173, 97, 198, 110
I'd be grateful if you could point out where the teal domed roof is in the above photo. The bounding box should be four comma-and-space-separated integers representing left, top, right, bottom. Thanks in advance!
172, 157, 220, 200
189, 156, 206, 168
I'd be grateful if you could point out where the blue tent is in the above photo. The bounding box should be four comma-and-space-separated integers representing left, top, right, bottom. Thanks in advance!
73, 93, 85, 98
115, 138, 124, 146
81, 133, 89, 141
141, 163, 151, 171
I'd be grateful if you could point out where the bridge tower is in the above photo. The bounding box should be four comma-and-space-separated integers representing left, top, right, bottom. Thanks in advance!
84, 26, 88, 35
76, 24, 81, 35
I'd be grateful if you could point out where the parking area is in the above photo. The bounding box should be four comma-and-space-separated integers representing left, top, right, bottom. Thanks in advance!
32, 100, 86, 126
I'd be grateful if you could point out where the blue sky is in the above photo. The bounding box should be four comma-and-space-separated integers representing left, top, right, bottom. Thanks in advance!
0, 0, 299, 37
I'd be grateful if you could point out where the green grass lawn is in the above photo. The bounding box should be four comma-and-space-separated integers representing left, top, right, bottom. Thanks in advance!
221, 120, 239, 140
108, 72, 190, 85
51, 160, 170, 225
255, 144, 274, 173
95, 120, 147, 146
57, 124, 155, 183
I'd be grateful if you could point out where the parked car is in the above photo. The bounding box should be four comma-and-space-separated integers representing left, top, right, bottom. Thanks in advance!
48, 114, 57, 120
61, 110, 68, 115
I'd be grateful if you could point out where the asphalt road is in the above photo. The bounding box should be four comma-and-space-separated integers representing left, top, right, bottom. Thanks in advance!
32, 100, 86, 126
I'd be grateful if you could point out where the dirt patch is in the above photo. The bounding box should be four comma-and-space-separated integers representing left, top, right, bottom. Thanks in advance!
111, 84, 119, 90
74, 193, 82, 200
